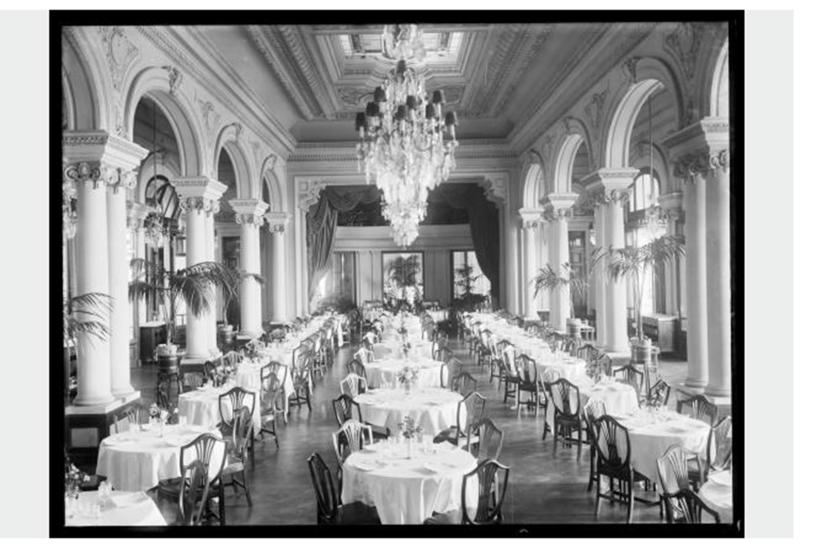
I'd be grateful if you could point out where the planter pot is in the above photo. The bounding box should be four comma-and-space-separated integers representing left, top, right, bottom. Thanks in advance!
218, 325, 235, 350
566, 318, 582, 338
156, 354, 180, 373
631, 338, 654, 365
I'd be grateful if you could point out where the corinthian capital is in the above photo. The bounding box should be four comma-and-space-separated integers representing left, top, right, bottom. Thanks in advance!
264, 211, 292, 233
229, 199, 268, 227
518, 207, 544, 230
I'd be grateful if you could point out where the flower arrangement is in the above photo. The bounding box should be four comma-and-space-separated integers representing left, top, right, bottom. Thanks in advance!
397, 365, 419, 392
245, 339, 268, 361
398, 415, 424, 440
64, 460, 90, 499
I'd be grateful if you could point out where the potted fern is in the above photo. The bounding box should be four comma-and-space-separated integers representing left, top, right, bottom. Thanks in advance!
63, 292, 112, 402
592, 232, 684, 364
128, 258, 233, 364
217, 265, 265, 348
533, 262, 588, 335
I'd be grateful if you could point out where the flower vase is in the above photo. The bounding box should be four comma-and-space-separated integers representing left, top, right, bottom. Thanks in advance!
405, 436, 412, 459
403, 381, 411, 395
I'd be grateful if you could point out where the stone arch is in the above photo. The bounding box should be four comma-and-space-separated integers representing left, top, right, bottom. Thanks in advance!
213, 123, 255, 199
122, 66, 206, 177
62, 32, 106, 130
259, 154, 286, 210
709, 39, 729, 118
552, 133, 585, 195
603, 57, 684, 168
630, 143, 672, 195
521, 157, 545, 209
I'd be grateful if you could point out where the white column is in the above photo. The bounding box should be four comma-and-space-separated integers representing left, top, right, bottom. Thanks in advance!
128, 202, 149, 340
584, 169, 637, 354
67, 164, 113, 406
659, 192, 684, 317
545, 219, 557, 324
546, 194, 578, 332
204, 210, 218, 354
593, 206, 608, 347
705, 149, 731, 397
172, 177, 227, 360
107, 175, 137, 397
519, 208, 543, 320
265, 212, 292, 322
230, 199, 268, 338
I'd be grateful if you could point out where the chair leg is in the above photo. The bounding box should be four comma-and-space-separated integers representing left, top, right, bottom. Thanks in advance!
577, 426, 582, 461
627, 482, 634, 524
552, 423, 559, 456
218, 481, 226, 526
594, 474, 602, 518
242, 469, 252, 506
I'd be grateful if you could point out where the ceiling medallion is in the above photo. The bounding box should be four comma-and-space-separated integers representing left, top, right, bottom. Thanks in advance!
355, 25, 459, 247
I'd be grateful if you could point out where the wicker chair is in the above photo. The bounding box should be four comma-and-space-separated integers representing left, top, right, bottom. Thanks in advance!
547, 379, 584, 460
178, 433, 227, 526
306, 453, 381, 525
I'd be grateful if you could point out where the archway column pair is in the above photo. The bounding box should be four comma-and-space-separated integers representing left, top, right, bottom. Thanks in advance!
64, 130, 148, 406
582, 168, 639, 355
664, 118, 731, 398
171, 177, 226, 360
229, 199, 269, 338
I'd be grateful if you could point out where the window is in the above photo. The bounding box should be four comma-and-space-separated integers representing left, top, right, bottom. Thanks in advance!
628, 171, 660, 212
627, 170, 665, 316
451, 250, 491, 300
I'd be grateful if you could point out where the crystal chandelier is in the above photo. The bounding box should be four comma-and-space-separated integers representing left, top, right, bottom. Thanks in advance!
355, 24, 458, 247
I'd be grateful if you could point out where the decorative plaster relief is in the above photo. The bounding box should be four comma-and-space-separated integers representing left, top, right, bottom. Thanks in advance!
664, 23, 704, 81
161, 65, 183, 97
584, 83, 609, 132
98, 26, 139, 92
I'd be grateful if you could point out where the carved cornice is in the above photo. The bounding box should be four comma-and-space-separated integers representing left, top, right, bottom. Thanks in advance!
297, 178, 329, 211
581, 168, 637, 206
63, 130, 149, 172
544, 192, 579, 219
171, 176, 227, 215
479, 173, 509, 204
664, 117, 730, 179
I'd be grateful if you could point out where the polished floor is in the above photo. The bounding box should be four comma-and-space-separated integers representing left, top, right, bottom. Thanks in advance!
124, 334, 695, 526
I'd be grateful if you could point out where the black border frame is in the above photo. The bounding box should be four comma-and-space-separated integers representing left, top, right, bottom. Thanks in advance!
51, 9, 744, 538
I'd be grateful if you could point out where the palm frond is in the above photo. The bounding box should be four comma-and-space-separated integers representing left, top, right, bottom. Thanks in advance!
170, 261, 234, 317
64, 292, 112, 343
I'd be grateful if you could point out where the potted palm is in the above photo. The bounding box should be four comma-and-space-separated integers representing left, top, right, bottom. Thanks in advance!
533, 262, 588, 335
63, 292, 112, 402
217, 265, 265, 349
128, 258, 233, 367
592, 231, 684, 371
384, 255, 423, 314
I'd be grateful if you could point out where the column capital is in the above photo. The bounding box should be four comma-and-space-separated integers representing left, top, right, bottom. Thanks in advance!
171, 177, 227, 214
229, 199, 269, 227
581, 167, 638, 203
658, 191, 684, 217
518, 207, 544, 229
543, 192, 579, 220
63, 131, 147, 193
264, 211, 292, 233
663, 117, 730, 179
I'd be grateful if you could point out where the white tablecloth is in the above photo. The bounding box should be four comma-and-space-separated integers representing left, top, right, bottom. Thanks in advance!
699, 470, 733, 523
373, 341, 433, 361
66, 490, 167, 527
579, 378, 640, 417
341, 440, 477, 524
355, 388, 462, 436
427, 310, 449, 323
178, 383, 262, 435
96, 424, 223, 492
364, 357, 444, 389
614, 410, 711, 481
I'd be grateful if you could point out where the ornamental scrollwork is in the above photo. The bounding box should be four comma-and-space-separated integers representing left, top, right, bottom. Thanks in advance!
179, 196, 221, 214
64, 161, 102, 189
98, 26, 139, 92
162, 65, 183, 97
673, 148, 730, 179
267, 222, 287, 234
235, 213, 265, 228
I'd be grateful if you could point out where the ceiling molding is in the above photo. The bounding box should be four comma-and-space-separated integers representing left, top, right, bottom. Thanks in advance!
137, 26, 296, 157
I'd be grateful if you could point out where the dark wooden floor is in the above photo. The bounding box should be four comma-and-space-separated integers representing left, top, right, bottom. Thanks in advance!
129, 336, 690, 526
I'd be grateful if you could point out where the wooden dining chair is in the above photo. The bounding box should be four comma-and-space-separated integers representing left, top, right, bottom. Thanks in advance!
677, 394, 718, 426
259, 362, 286, 442
306, 453, 381, 525
340, 373, 368, 398
424, 459, 511, 525
178, 433, 227, 526
434, 391, 486, 447
547, 378, 584, 459
466, 418, 504, 461
613, 364, 645, 403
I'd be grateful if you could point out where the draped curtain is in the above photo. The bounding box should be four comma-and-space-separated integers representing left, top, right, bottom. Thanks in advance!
306, 186, 382, 300
306, 183, 500, 303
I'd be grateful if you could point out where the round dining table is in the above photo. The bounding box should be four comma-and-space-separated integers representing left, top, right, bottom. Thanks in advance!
698, 469, 733, 523
355, 388, 462, 436
66, 490, 167, 527
177, 382, 262, 435
578, 377, 640, 416
363, 357, 444, 389
96, 424, 223, 492
613, 409, 711, 482
341, 439, 477, 524
373, 341, 433, 361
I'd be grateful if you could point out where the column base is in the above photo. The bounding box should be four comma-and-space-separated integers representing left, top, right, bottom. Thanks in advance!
239, 329, 263, 338
72, 393, 116, 407
705, 385, 731, 398
676, 382, 706, 398
111, 386, 136, 399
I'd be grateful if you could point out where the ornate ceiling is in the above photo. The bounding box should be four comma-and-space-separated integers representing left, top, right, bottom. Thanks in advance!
242, 24, 636, 142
